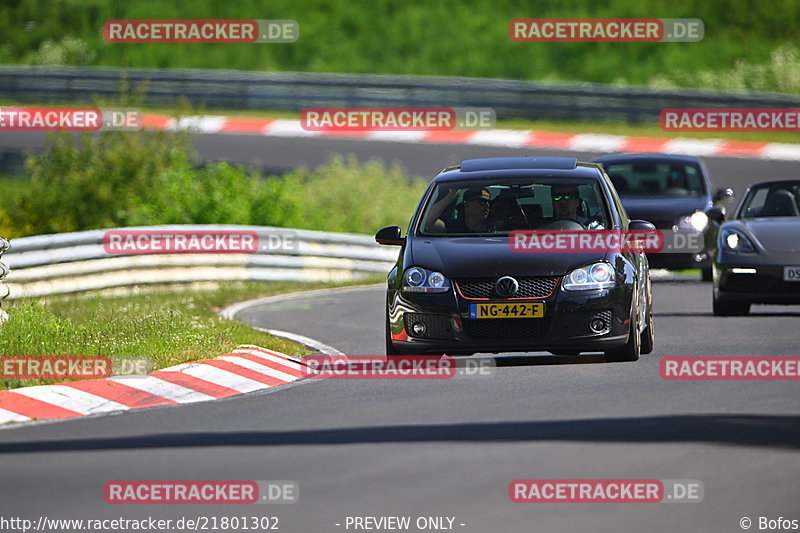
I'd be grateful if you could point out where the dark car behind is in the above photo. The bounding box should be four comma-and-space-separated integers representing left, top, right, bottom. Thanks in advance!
593, 153, 731, 280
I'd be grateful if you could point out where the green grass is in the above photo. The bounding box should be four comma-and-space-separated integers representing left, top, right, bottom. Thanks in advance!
1, 0, 799, 93
0, 278, 384, 390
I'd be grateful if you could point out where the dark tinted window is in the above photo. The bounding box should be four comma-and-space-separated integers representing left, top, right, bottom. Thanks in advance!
418, 178, 610, 235
603, 162, 705, 196
740, 182, 800, 218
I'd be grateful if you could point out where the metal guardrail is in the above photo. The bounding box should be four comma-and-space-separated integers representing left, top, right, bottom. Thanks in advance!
0, 237, 9, 321
2, 66, 800, 123
2, 225, 397, 299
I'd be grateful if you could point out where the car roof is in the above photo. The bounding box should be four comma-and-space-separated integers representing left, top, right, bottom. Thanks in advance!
743, 179, 800, 188
592, 153, 702, 164
433, 157, 603, 182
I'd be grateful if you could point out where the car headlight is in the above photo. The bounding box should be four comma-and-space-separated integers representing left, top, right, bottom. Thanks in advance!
721, 229, 755, 253
675, 211, 708, 232
402, 267, 451, 293
562, 262, 616, 291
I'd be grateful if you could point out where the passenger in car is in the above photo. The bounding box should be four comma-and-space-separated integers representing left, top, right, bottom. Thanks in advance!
447, 187, 492, 232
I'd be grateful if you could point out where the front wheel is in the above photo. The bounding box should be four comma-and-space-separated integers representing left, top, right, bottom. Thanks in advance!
640, 302, 655, 355
605, 313, 640, 362
701, 267, 713, 282
385, 298, 403, 355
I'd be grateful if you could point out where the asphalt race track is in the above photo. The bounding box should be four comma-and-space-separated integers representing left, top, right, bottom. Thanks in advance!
2, 129, 799, 197
0, 131, 799, 532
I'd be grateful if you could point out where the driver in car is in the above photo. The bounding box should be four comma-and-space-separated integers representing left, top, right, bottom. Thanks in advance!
552, 185, 580, 221
550, 185, 605, 229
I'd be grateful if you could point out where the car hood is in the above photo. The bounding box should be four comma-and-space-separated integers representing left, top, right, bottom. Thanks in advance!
732, 218, 800, 253
621, 196, 710, 227
409, 236, 608, 278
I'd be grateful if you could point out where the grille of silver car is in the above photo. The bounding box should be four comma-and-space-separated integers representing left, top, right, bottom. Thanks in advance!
455, 276, 559, 299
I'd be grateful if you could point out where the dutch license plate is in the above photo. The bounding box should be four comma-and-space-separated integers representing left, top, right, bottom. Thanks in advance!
783, 266, 800, 281
469, 302, 544, 319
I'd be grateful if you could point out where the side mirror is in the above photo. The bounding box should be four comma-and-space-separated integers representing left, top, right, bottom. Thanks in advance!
714, 187, 734, 202
375, 226, 404, 246
628, 220, 656, 231
705, 205, 726, 223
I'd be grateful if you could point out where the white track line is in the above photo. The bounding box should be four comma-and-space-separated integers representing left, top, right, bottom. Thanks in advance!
109, 376, 216, 404
257, 328, 344, 356
161, 364, 269, 394
231, 347, 309, 370
0, 408, 31, 424
467, 129, 532, 147
217, 355, 303, 382
12, 386, 129, 415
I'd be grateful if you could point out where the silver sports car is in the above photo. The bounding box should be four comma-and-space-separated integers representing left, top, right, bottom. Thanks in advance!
712, 179, 800, 316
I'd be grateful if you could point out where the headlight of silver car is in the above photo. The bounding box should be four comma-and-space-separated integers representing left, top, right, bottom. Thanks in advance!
721, 229, 755, 253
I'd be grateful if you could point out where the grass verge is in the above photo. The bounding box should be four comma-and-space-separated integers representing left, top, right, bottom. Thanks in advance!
0, 277, 384, 390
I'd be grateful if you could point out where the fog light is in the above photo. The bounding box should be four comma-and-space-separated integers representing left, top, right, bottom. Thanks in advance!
411, 322, 426, 337
590, 318, 607, 333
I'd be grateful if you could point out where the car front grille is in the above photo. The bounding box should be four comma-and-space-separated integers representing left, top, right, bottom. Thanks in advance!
455, 276, 559, 299
463, 318, 551, 339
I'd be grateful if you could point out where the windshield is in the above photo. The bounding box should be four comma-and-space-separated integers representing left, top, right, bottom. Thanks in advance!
603, 161, 706, 197
739, 182, 800, 218
418, 178, 610, 236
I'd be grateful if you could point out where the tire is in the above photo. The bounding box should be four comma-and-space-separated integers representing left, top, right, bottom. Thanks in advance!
385, 317, 401, 355
385, 297, 405, 356
640, 301, 655, 355
712, 292, 750, 316
605, 313, 640, 362
701, 267, 713, 282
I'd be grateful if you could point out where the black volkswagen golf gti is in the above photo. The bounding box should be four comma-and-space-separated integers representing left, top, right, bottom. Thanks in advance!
375, 157, 655, 362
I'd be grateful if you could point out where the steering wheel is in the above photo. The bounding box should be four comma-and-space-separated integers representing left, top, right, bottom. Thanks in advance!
537, 219, 585, 230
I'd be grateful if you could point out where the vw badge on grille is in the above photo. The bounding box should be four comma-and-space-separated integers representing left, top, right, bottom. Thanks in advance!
494, 276, 519, 297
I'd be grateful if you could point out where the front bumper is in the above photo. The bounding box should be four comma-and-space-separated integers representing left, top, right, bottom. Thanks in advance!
388, 281, 633, 354
715, 263, 800, 305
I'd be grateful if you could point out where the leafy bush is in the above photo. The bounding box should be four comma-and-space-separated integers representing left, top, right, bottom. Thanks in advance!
648, 44, 800, 94
0, 126, 428, 238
